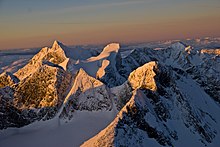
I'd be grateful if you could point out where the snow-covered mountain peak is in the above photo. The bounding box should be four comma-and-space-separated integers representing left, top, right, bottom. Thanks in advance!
14, 41, 68, 80
163, 41, 196, 67
102, 43, 120, 53
87, 43, 120, 62
75, 68, 104, 91
128, 61, 157, 91
59, 68, 112, 115
171, 41, 187, 51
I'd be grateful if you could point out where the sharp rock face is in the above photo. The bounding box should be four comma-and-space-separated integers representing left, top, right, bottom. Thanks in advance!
0, 72, 19, 88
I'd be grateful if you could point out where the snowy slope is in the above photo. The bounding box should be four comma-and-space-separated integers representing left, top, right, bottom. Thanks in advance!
0, 111, 117, 147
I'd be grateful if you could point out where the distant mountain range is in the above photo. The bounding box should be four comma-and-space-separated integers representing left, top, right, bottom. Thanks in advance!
0, 37, 220, 147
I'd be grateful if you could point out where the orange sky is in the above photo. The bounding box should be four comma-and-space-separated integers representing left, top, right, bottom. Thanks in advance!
0, 0, 220, 49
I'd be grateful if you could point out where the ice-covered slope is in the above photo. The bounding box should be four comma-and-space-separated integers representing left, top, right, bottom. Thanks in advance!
187, 55, 220, 103
82, 61, 220, 147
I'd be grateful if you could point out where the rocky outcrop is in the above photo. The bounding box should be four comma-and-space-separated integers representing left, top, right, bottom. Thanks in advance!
0, 72, 19, 88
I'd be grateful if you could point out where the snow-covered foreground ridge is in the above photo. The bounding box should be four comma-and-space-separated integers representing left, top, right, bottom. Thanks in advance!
0, 38, 220, 147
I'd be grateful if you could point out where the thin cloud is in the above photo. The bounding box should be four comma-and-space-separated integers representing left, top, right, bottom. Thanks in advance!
41, 20, 150, 25
52, 0, 150, 14
34, 0, 153, 25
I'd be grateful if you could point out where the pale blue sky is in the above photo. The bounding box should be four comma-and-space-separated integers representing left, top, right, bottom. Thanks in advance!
0, 0, 220, 49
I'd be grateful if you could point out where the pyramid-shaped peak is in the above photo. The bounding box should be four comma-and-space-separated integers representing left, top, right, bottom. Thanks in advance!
76, 68, 96, 80
128, 61, 158, 91
77, 68, 87, 75
52, 40, 64, 49
74, 68, 104, 90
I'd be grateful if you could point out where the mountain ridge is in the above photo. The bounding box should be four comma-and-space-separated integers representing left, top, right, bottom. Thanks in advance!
0, 39, 220, 147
